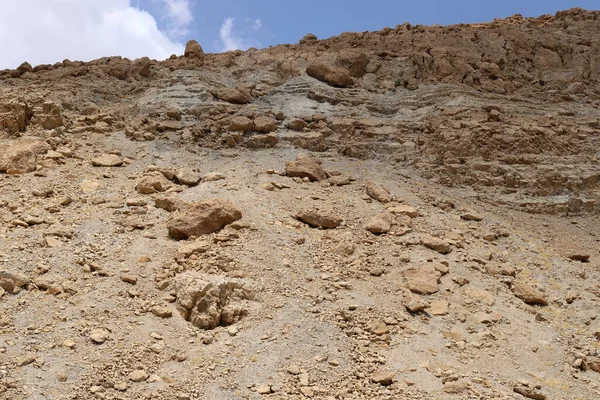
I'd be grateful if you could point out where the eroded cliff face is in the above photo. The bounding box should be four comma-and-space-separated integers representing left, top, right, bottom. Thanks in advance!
1, 8, 600, 400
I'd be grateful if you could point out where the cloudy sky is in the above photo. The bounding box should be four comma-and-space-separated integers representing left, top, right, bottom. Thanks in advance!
0, 0, 597, 69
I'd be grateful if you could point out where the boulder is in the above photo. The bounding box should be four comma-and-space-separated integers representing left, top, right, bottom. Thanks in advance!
167, 199, 242, 239
229, 116, 254, 132
184, 40, 205, 61
253, 116, 277, 133
306, 62, 354, 88
174, 272, 251, 329
285, 154, 327, 181
299, 33, 318, 45
403, 264, 441, 295
0, 137, 51, 174
295, 210, 343, 229
217, 88, 252, 104
336, 50, 369, 77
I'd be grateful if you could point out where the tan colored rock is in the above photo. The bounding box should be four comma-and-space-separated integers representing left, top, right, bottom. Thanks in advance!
177, 240, 210, 257
366, 213, 393, 234
202, 172, 226, 182
154, 196, 191, 212
175, 272, 251, 329
511, 282, 548, 306
306, 62, 354, 88
253, 116, 277, 133
403, 264, 441, 295
136, 172, 172, 194
404, 293, 430, 312
370, 369, 394, 386
184, 40, 205, 60
428, 300, 449, 315
387, 204, 418, 218
0, 137, 51, 174
91, 154, 123, 167
555, 240, 590, 262
151, 305, 172, 318
167, 199, 242, 239
295, 210, 342, 229
89, 328, 110, 344
285, 154, 327, 181
128, 369, 149, 382
175, 168, 201, 186
366, 181, 392, 203
0, 272, 29, 294
420, 234, 452, 254
461, 210, 484, 221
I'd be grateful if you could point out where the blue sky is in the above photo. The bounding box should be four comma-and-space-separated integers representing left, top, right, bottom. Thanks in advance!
151, 0, 600, 53
1, 1, 598, 69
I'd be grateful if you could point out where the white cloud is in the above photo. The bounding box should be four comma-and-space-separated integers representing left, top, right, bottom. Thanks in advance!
0, 0, 188, 69
219, 17, 244, 51
158, 0, 193, 37
219, 17, 261, 52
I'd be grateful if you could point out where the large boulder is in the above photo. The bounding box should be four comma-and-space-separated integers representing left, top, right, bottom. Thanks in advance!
30, 101, 63, 130
184, 40, 205, 61
336, 50, 369, 77
167, 199, 242, 239
285, 154, 327, 181
306, 62, 354, 88
0, 137, 51, 174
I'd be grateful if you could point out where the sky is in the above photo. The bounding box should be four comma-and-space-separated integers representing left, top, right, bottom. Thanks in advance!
0, 0, 598, 69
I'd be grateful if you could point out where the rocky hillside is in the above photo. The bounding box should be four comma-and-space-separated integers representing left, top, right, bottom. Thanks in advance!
1, 7, 600, 400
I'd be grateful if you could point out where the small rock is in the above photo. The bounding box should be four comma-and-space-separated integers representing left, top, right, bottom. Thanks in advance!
365, 181, 392, 203
128, 369, 149, 382
16, 354, 36, 367
56, 372, 68, 382
366, 213, 393, 234
285, 154, 327, 181
420, 234, 452, 254
256, 385, 272, 395
295, 210, 342, 229
120, 274, 138, 285
91, 154, 123, 167
461, 210, 484, 221
151, 305, 173, 318
370, 369, 394, 386
403, 264, 441, 295
89, 328, 110, 344
202, 172, 226, 182
511, 282, 548, 306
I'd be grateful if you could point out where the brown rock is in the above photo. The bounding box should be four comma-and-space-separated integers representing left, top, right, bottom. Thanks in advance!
366, 213, 393, 234
365, 181, 392, 203
511, 282, 548, 306
404, 293, 429, 312
217, 88, 252, 104
387, 204, 418, 218
0, 272, 29, 293
184, 40, 205, 61
295, 210, 343, 229
336, 50, 369, 77
286, 119, 308, 131
299, 33, 318, 45
403, 264, 441, 295
230, 116, 254, 132
306, 62, 354, 88
444, 381, 470, 394
253, 116, 277, 133
167, 199, 242, 240
151, 305, 173, 318
461, 210, 484, 221
420, 234, 452, 254
285, 154, 327, 181
514, 386, 546, 400
555, 240, 590, 262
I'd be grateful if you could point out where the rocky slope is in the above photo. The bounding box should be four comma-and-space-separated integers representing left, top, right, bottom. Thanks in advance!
1, 7, 600, 400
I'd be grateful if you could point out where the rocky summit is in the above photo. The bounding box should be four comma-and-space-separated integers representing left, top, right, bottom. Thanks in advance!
1, 7, 600, 400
